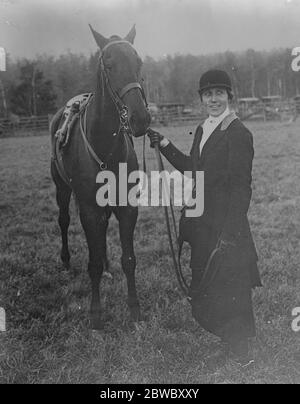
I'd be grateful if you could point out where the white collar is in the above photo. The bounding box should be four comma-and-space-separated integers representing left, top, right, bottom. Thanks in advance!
205, 107, 231, 126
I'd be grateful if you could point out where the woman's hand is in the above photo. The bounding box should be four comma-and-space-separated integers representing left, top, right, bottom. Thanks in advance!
147, 128, 164, 148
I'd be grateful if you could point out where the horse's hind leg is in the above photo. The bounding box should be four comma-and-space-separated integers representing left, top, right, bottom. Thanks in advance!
100, 209, 112, 279
118, 207, 141, 322
51, 162, 72, 269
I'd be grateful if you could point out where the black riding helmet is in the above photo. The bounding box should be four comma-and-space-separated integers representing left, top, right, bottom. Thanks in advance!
199, 69, 233, 100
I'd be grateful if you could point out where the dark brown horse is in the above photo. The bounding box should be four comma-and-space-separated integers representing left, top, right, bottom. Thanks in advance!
50, 25, 151, 329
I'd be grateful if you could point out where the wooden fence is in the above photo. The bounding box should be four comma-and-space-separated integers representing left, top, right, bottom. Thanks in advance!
237, 100, 297, 122
0, 115, 51, 136
152, 111, 206, 127
0, 101, 298, 138
151, 100, 298, 126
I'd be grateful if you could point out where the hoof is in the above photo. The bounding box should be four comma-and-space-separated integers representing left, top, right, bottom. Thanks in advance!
129, 305, 142, 323
62, 260, 71, 271
90, 314, 104, 331
61, 250, 70, 268
91, 330, 105, 341
90, 319, 104, 331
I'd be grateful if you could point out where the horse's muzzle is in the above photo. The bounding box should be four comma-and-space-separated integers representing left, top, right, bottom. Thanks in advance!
130, 109, 151, 138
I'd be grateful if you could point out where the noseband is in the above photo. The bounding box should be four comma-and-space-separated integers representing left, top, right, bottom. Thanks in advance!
99, 40, 148, 132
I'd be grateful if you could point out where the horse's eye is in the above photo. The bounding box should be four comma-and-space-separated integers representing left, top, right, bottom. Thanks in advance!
104, 56, 113, 71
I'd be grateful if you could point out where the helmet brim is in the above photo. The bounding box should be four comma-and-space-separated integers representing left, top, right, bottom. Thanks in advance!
199, 84, 232, 95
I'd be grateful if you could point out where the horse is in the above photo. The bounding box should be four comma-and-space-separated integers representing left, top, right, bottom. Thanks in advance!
50, 25, 151, 330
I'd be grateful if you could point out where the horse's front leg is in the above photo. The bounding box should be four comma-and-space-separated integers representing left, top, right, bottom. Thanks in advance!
118, 206, 141, 322
51, 161, 72, 269
79, 204, 105, 330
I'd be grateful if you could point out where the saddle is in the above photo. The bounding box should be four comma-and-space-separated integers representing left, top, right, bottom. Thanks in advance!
52, 93, 93, 186
55, 93, 93, 149
52, 92, 135, 187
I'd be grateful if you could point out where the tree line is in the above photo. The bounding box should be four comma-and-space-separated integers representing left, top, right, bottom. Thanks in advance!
0, 47, 299, 117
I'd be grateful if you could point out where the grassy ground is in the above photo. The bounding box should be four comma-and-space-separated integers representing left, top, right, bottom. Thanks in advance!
0, 121, 299, 384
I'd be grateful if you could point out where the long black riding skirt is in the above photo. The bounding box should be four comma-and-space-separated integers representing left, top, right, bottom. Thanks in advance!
188, 222, 256, 343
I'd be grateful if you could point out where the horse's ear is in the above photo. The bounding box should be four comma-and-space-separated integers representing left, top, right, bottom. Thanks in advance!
89, 24, 109, 50
124, 24, 136, 44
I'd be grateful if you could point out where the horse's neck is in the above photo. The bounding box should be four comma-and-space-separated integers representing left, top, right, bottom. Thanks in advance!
89, 76, 120, 157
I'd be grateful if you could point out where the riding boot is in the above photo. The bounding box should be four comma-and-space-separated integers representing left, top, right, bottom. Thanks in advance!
188, 267, 205, 301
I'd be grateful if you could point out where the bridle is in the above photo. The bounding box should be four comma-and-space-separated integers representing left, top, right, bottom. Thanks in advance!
98, 40, 148, 137
79, 40, 148, 170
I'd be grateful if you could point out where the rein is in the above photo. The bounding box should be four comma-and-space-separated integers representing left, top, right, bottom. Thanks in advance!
153, 144, 224, 299
153, 143, 190, 296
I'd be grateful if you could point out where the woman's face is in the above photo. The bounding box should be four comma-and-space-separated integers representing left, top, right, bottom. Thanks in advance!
201, 87, 229, 117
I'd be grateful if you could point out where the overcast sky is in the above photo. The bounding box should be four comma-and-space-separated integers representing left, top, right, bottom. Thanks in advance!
0, 0, 300, 59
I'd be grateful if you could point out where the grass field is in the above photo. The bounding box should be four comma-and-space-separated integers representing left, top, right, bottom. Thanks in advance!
0, 121, 299, 384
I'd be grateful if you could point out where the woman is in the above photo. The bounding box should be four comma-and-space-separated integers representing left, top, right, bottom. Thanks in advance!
147, 70, 262, 367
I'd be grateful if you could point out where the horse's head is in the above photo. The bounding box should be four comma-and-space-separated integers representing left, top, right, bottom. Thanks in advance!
90, 25, 151, 137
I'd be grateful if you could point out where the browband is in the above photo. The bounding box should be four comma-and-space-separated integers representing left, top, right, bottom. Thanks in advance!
100, 40, 135, 56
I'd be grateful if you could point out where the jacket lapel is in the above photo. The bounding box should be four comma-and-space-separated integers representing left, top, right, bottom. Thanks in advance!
199, 112, 238, 164
200, 123, 225, 161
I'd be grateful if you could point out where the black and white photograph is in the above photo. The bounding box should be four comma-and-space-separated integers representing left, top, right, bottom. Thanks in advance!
0, 0, 299, 386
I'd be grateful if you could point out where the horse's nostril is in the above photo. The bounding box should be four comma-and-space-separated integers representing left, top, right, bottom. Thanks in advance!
129, 111, 151, 137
